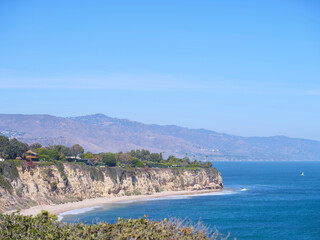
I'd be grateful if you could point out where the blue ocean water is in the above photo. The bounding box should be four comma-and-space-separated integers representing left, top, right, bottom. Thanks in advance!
62, 162, 320, 240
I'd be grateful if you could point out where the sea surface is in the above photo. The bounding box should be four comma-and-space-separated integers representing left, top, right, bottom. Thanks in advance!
62, 162, 320, 240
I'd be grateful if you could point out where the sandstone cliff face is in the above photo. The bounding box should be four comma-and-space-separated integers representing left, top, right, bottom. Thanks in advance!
0, 163, 223, 212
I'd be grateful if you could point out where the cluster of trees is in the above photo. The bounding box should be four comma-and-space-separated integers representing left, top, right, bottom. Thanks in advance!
129, 149, 163, 162
0, 136, 28, 159
34, 144, 84, 161
128, 149, 212, 168
80, 151, 144, 168
0, 135, 84, 161
165, 155, 212, 168
0, 135, 213, 169
80, 148, 212, 168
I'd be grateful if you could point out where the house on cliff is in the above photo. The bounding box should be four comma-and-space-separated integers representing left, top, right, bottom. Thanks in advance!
26, 150, 39, 161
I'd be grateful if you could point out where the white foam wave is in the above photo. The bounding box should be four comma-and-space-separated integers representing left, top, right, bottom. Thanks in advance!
188, 190, 236, 197
58, 205, 102, 221
241, 188, 248, 191
117, 195, 190, 204
117, 190, 236, 204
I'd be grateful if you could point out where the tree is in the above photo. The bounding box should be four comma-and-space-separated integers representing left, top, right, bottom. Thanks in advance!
6, 138, 28, 159
150, 153, 162, 162
29, 143, 42, 151
71, 144, 84, 156
91, 153, 103, 165
117, 153, 133, 165
45, 145, 55, 150
167, 155, 176, 164
103, 152, 117, 167
132, 157, 144, 167
59, 146, 72, 156
129, 149, 157, 161
38, 154, 51, 161
80, 152, 94, 159
182, 157, 191, 164
0, 135, 9, 153
34, 148, 59, 160
52, 145, 66, 153
205, 161, 213, 168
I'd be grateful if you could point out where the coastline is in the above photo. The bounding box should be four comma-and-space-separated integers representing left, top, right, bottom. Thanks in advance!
10, 189, 227, 218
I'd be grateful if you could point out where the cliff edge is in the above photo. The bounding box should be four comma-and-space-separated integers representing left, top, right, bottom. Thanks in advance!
0, 161, 223, 212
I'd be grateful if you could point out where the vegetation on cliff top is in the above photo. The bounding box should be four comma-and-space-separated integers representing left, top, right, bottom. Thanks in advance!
0, 211, 227, 240
0, 135, 213, 169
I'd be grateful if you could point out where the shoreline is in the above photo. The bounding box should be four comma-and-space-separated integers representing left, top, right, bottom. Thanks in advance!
10, 189, 230, 218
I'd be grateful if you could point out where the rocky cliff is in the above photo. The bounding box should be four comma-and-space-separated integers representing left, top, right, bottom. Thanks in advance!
0, 161, 223, 212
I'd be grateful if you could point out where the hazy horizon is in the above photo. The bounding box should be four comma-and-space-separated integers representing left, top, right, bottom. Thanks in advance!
1, 112, 320, 142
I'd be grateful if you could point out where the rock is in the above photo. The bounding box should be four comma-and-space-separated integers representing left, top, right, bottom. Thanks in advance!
0, 164, 223, 212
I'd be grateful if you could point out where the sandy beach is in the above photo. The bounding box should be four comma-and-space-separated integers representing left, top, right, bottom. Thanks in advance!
11, 189, 225, 217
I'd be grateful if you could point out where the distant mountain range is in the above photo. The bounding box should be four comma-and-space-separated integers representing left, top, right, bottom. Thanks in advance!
0, 113, 319, 161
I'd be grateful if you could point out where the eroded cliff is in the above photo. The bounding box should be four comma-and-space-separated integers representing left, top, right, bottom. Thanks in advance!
0, 161, 223, 212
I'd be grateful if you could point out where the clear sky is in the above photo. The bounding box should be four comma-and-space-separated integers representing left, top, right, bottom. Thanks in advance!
0, 0, 319, 140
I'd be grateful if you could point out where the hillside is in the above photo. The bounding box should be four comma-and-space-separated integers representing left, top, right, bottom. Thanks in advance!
0, 113, 320, 161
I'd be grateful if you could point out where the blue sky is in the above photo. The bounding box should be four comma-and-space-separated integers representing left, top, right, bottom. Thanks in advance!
0, 0, 319, 140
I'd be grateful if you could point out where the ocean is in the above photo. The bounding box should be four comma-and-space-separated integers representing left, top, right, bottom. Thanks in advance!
61, 162, 320, 240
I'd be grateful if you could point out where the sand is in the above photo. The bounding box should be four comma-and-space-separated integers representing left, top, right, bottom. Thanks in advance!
11, 189, 225, 217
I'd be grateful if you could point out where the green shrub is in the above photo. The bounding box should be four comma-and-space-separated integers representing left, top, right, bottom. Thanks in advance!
103, 153, 117, 167
124, 191, 131, 196
72, 161, 85, 165
34, 148, 59, 160
37, 162, 54, 167
0, 211, 227, 239
13, 160, 23, 167
79, 152, 94, 159
0, 160, 19, 194
38, 154, 51, 161
0, 174, 12, 194
134, 189, 141, 195
132, 157, 144, 168
180, 176, 184, 187
1, 160, 19, 181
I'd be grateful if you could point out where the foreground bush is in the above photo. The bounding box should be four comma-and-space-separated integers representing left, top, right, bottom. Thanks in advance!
0, 211, 228, 239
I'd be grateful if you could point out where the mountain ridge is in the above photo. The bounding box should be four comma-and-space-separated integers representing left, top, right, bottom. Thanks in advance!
1, 113, 319, 161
